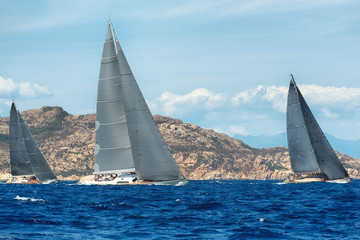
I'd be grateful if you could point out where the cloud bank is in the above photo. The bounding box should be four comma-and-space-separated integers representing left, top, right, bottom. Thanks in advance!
150, 84, 360, 139
155, 88, 227, 116
0, 76, 52, 98
154, 84, 360, 117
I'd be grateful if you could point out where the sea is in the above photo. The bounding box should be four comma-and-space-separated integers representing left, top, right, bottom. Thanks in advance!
1, 180, 359, 240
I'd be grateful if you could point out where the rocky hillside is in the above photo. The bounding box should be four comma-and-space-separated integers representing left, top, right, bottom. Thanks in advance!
0, 106, 359, 180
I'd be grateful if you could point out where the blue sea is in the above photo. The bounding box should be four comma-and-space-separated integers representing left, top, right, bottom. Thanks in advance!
1, 180, 359, 239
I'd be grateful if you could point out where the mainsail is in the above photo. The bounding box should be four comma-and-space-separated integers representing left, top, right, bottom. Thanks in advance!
9, 103, 33, 176
286, 75, 349, 180
94, 21, 135, 174
94, 20, 184, 181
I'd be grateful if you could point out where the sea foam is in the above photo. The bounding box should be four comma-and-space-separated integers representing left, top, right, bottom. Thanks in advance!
14, 195, 45, 202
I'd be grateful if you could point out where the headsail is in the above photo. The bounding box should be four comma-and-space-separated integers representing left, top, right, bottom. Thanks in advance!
18, 110, 57, 182
9, 103, 33, 176
95, 20, 184, 181
94, 21, 135, 174
287, 75, 349, 180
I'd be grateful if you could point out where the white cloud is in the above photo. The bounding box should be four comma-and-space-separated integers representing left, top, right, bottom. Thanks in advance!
213, 125, 249, 136
321, 108, 339, 119
299, 85, 360, 109
0, 77, 17, 96
0, 76, 52, 99
233, 85, 288, 113
19, 82, 52, 98
157, 88, 227, 116
227, 125, 250, 136
231, 84, 360, 114
153, 84, 360, 118
149, 84, 360, 139
154, 85, 360, 116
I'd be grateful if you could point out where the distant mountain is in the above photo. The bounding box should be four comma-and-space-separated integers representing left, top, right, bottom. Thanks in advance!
233, 133, 287, 149
0, 106, 359, 180
234, 133, 360, 159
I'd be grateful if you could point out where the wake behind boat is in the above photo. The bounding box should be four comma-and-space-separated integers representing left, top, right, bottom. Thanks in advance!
7, 103, 58, 184
285, 75, 352, 184
79, 20, 187, 186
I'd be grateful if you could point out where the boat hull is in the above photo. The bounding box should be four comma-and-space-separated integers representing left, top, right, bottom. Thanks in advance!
79, 175, 188, 186
284, 177, 325, 183
6, 178, 58, 184
284, 173, 352, 184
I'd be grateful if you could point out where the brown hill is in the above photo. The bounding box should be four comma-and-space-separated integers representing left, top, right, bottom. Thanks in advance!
0, 106, 359, 180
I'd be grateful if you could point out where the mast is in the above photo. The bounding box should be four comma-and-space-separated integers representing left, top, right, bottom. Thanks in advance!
9, 102, 34, 176
94, 20, 135, 174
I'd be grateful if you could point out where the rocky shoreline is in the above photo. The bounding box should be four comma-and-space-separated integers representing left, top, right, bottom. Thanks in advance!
0, 106, 359, 180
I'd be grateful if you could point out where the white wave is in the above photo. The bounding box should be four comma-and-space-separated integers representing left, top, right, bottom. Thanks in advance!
14, 195, 45, 202
275, 182, 286, 185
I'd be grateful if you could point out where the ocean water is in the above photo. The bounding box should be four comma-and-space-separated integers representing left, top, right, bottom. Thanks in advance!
0, 180, 359, 240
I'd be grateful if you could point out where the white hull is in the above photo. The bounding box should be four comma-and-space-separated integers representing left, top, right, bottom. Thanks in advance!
6, 176, 58, 184
284, 176, 352, 184
81, 174, 136, 185
79, 174, 188, 186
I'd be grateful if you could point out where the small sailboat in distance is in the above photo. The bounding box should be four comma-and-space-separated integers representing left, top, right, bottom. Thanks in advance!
79, 20, 187, 186
285, 75, 352, 183
7, 102, 58, 184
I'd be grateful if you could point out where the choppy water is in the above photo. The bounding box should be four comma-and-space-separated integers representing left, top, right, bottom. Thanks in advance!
0, 180, 359, 239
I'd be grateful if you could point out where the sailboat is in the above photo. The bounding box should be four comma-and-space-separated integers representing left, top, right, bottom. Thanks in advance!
7, 102, 58, 184
80, 20, 187, 186
285, 75, 352, 183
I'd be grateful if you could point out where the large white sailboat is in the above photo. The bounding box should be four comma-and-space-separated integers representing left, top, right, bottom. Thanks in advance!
7, 102, 58, 184
80, 20, 187, 186
285, 75, 352, 183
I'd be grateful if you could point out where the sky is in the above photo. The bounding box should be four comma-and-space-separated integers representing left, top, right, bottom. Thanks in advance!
0, 0, 360, 140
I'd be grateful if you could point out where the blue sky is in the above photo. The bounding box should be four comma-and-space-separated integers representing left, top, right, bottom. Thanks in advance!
0, 0, 360, 140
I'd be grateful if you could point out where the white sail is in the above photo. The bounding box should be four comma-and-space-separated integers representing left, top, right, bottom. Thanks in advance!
94, 20, 184, 182
94, 22, 136, 174
287, 75, 349, 180
9, 102, 57, 182
9, 103, 33, 176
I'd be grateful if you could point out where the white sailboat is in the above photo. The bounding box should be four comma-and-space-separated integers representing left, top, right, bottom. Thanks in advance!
285, 75, 352, 183
80, 20, 187, 186
7, 102, 58, 184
